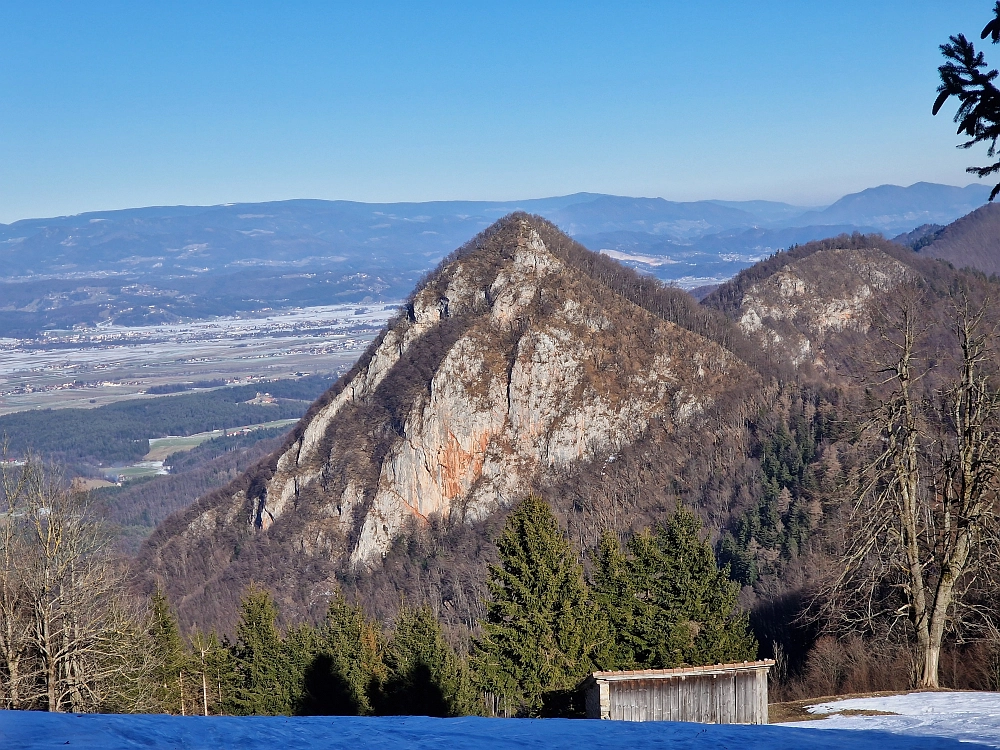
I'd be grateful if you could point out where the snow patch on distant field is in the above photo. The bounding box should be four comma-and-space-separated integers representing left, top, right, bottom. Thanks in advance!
793, 691, 1000, 747
599, 248, 680, 266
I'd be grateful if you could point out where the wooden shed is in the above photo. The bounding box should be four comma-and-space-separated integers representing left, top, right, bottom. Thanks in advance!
581, 660, 774, 724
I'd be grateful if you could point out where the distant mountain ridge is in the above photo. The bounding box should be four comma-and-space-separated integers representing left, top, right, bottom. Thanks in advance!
0, 183, 990, 337
786, 182, 991, 234
1, 183, 986, 282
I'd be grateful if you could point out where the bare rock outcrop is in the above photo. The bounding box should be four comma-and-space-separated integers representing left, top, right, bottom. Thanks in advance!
727, 246, 913, 367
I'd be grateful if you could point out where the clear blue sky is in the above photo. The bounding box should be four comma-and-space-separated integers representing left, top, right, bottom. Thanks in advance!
0, 1, 993, 222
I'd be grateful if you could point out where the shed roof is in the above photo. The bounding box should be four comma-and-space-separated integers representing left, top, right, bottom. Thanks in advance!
585, 660, 775, 684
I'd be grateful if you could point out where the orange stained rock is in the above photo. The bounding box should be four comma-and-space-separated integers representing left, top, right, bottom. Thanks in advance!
438, 430, 490, 500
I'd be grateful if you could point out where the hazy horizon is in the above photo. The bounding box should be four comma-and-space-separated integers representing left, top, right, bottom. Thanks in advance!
0, 179, 991, 226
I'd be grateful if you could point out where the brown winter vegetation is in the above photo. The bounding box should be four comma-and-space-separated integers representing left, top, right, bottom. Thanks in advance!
915, 202, 1000, 276
0, 454, 155, 711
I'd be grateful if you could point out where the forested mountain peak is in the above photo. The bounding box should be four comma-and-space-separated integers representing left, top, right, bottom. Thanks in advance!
140, 218, 1000, 649
140, 215, 762, 629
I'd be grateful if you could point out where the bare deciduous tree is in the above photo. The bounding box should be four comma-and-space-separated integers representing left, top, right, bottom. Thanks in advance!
823, 289, 1000, 687
0, 453, 156, 711
0, 445, 32, 708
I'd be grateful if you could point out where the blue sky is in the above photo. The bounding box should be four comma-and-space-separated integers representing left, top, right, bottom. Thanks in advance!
0, 1, 992, 222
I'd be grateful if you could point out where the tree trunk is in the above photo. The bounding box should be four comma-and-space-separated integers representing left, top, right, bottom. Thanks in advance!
913, 618, 934, 687
47, 655, 58, 712
36, 602, 60, 712
202, 671, 209, 716
918, 642, 941, 688
5, 652, 21, 709
0, 603, 25, 709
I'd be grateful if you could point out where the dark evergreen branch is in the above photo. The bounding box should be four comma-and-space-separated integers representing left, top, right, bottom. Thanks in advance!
934, 6, 1000, 201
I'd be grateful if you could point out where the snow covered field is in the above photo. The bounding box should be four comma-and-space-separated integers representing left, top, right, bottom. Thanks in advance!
2, 693, 996, 750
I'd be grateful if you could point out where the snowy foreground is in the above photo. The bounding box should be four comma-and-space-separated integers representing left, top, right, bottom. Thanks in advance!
1, 692, 997, 750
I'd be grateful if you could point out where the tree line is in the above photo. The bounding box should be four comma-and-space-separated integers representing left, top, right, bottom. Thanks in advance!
0, 455, 756, 716
149, 588, 476, 717
147, 496, 754, 719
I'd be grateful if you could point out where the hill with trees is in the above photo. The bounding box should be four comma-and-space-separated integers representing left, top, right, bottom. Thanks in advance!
138, 214, 764, 628
909, 202, 1000, 275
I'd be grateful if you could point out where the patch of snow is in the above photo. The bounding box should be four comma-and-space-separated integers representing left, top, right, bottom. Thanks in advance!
720, 253, 765, 263
792, 691, 1000, 747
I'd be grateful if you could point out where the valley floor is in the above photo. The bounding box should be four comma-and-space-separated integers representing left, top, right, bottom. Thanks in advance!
0, 692, 994, 749
0, 303, 397, 416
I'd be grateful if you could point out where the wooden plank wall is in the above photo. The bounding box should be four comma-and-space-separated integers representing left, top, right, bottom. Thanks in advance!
604, 668, 767, 724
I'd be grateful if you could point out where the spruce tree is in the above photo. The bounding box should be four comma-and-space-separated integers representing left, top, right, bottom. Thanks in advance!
379, 605, 476, 717
149, 588, 189, 714
592, 506, 758, 669
590, 533, 637, 669
472, 494, 599, 717
283, 623, 318, 714
298, 593, 385, 715
227, 585, 292, 715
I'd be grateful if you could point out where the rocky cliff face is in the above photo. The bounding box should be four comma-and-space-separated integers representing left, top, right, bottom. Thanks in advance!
700, 234, 926, 376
